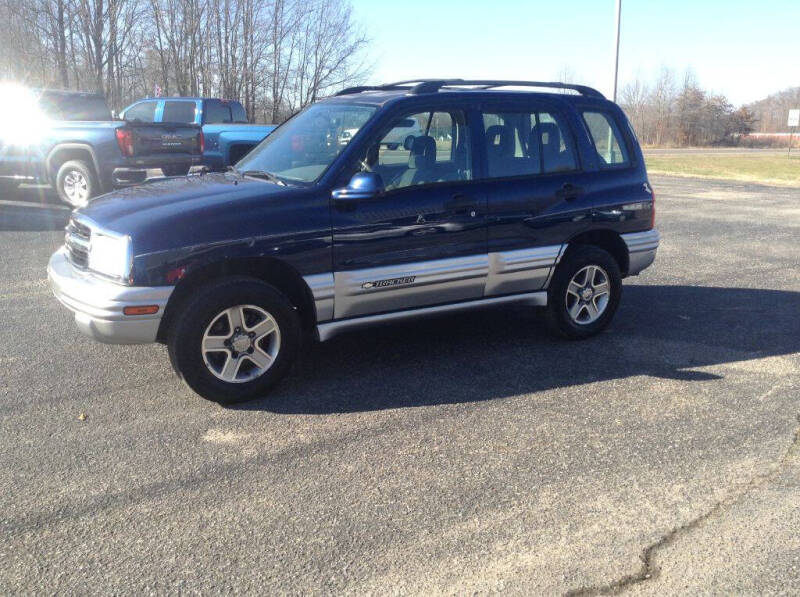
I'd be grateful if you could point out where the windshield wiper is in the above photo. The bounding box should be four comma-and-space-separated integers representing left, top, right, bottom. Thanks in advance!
239, 169, 287, 186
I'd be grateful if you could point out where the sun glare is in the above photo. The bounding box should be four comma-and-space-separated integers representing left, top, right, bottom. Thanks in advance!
0, 82, 51, 146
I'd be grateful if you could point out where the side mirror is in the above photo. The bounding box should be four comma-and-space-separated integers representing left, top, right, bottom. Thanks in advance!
332, 171, 384, 203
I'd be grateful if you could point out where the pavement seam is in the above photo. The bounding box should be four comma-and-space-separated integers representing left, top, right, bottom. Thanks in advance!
564, 409, 800, 596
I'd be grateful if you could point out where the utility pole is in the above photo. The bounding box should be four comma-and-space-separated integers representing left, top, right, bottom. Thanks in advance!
612, 0, 622, 102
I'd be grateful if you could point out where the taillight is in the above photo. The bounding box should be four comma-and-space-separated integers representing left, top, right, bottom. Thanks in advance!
198, 130, 204, 154
115, 128, 134, 157
650, 186, 656, 228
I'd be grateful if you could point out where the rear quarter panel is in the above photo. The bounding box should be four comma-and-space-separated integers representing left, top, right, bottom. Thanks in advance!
567, 101, 654, 235
39, 122, 125, 186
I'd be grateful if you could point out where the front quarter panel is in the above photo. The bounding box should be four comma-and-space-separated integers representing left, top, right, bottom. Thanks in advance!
130, 187, 332, 287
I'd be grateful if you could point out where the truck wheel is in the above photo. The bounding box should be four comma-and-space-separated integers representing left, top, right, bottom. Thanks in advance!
167, 278, 301, 404
162, 165, 190, 177
56, 160, 97, 207
545, 246, 622, 339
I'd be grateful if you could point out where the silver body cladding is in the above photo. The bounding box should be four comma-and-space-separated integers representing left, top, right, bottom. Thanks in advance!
305, 243, 568, 323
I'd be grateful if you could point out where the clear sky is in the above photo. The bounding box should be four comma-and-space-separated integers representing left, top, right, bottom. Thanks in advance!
349, 0, 799, 105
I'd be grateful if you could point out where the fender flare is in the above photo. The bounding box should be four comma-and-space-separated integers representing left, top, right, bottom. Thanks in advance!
45, 143, 103, 186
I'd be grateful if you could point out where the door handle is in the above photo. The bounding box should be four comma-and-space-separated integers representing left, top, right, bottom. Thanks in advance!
555, 183, 584, 201
445, 194, 476, 212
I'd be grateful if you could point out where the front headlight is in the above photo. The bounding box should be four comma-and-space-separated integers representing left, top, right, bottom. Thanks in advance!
88, 232, 132, 283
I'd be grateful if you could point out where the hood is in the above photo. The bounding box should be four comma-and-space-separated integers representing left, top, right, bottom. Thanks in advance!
76, 172, 312, 253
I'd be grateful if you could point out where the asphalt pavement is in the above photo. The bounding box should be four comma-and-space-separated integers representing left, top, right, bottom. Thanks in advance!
1, 176, 798, 594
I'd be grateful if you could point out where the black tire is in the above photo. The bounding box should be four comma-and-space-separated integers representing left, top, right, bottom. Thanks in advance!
162, 165, 191, 177
55, 159, 98, 207
167, 278, 301, 404
545, 245, 622, 339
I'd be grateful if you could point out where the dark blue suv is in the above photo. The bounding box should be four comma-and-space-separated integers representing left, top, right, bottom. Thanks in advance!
48, 80, 659, 403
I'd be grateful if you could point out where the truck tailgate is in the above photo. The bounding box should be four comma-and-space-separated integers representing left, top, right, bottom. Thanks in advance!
128, 122, 202, 156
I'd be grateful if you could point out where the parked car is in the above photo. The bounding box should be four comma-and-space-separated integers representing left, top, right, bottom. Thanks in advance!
338, 127, 359, 145
48, 79, 659, 404
0, 86, 203, 206
120, 97, 275, 173
381, 117, 423, 150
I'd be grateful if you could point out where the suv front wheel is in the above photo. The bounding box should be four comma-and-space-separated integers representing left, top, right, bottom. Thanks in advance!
167, 278, 301, 403
545, 246, 622, 339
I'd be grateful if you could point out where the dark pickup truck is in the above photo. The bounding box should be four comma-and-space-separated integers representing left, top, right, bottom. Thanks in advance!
0, 87, 202, 206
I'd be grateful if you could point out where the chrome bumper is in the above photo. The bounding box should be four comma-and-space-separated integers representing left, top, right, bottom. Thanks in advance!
622, 229, 660, 276
47, 248, 173, 344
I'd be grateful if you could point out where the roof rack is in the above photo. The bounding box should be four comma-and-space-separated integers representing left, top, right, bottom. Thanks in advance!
336, 79, 605, 99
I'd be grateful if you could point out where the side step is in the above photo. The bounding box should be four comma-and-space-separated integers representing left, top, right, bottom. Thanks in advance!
316, 291, 547, 342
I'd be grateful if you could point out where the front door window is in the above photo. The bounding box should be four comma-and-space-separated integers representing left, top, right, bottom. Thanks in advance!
359, 109, 472, 191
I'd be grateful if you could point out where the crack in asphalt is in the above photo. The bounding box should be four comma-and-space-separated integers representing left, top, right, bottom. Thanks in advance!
565, 411, 800, 596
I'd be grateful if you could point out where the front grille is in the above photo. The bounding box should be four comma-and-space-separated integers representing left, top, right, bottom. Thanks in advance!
65, 218, 91, 269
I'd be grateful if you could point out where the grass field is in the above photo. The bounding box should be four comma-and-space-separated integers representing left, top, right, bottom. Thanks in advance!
644, 153, 800, 186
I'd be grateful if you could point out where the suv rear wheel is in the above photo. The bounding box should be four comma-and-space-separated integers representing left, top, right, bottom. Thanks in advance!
545, 246, 622, 339
56, 160, 98, 207
167, 278, 301, 403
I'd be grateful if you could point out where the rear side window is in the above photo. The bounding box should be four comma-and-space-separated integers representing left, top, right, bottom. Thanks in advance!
231, 103, 248, 123
162, 101, 197, 123
582, 111, 630, 167
40, 94, 112, 121
204, 101, 232, 124
481, 109, 577, 178
124, 101, 157, 123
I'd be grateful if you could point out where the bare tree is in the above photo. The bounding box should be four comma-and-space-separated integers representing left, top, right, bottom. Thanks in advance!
1, 0, 372, 120
619, 74, 649, 139
292, 0, 369, 110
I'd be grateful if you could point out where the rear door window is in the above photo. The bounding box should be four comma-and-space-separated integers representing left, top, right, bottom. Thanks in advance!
204, 101, 232, 124
231, 102, 248, 123
162, 101, 197, 123
536, 112, 578, 173
481, 108, 577, 178
124, 101, 157, 123
582, 111, 630, 167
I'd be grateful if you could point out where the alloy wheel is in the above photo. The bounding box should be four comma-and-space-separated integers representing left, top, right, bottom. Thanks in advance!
201, 304, 281, 383
565, 265, 611, 325
63, 170, 89, 206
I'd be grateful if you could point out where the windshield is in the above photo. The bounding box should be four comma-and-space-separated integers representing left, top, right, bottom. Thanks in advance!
235, 102, 376, 184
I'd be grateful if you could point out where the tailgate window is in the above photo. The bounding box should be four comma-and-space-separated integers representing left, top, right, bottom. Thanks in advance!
162, 101, 197, 123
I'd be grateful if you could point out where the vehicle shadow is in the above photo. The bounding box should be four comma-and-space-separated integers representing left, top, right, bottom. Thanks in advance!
0, 185, 70, 231
234, 285, 800, 414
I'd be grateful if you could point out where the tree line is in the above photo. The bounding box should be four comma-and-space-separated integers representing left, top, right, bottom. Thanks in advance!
619, 68, 758, 147
0, 0, 370, 123
746, 86, 800, 134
